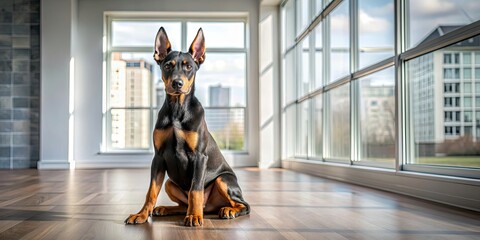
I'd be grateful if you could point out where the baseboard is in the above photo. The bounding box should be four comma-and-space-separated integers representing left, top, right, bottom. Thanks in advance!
37, 160, 75, 169
282, 159, 480, 212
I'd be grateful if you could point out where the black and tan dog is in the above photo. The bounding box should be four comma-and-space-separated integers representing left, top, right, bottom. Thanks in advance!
125, 27, 250, 227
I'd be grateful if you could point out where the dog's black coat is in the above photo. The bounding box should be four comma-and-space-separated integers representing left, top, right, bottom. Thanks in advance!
125, 27, 249, 227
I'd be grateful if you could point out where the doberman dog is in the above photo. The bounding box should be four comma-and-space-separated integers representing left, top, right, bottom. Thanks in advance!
124, 27, 250, 227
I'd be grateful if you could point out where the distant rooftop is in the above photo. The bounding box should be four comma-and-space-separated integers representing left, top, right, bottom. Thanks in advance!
417, 25, 480, 47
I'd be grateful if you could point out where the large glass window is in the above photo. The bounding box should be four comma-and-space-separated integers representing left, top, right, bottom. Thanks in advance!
281, 0, 480, 179
106, 19, 247, 151
408, 36, 480, 169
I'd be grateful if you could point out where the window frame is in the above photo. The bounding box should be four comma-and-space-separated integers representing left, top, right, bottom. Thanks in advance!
281, 0, 480, 179
103, 14, 249, 153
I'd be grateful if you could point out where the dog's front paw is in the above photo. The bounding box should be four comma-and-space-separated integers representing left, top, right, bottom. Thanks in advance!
184, 214, 203, 227
152, 206, 168, 216
125, 212, 149, 224
219, 207, 239, 219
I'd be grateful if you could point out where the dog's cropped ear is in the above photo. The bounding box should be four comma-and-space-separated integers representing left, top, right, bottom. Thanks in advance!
154, 27, 172, 63
189, 28, 206, 65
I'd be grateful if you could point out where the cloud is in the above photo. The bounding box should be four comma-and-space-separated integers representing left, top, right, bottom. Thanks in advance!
359, 10, 390, 33
331, 14, 349, 32
410, 0, 456, 18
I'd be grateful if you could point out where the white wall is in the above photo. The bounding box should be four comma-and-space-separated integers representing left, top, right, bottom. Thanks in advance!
259, 5, 281, 168
39, 0, 76, 169
41, 0, 260, 168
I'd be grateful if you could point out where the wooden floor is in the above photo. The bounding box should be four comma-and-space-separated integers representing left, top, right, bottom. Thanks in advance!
0, 168, 479, 240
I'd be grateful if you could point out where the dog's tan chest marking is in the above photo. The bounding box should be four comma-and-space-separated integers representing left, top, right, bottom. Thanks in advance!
174, 128, 198, 152
153, 127, 173, 150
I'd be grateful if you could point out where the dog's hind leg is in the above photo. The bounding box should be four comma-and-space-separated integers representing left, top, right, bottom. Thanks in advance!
153, 179, 188, 216
204, 174, 250, 219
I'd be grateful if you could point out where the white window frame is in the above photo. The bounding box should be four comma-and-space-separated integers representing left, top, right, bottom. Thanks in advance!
280, 0, 480, 179
102, 13, 249, 154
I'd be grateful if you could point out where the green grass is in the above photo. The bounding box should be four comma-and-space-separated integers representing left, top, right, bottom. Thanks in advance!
356, 156, 480, 168
416, 156, 480, 168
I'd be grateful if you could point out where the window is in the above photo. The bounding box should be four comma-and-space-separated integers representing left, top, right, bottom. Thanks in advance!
358, 0, 394, 68
298, 37, 310, 97
312, 94, 323, 158
281, 0, 480, 179
329, 0, 350, 82
328, 83, 350, 160
465, 111, 473, 122
105, 18, 247, 151
296, 100, 309, 157
314, 24, 323, 89
358, 67, 395, 168
463, 53, 471, 65
465, 97, 472, 107
444, 53, 452, 64
443, 68, 460, 79
444, 83, 460, 93
408, 36, 480, 170
464, 83, 472, 94
464, 68, 472, 79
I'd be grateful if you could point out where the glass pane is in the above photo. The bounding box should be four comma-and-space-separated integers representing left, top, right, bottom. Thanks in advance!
282, 0, 296, 51
112, 21, 181, 49
329, 0, 350, 82
408, 35, 480, 168
328, 83, 350, 159
314, 23, 323, 89
283, 50, 296, 105
464, 68, 472, 79
298, 37, 310, 97
110, 52, 156, 108
359, 0, 394, 68
297, 0, 310, 35
296, 101, 309, 157
359, 67, 395, 168
408, 0, 480, 48
109, 109, 150, 149
187, 22, 244, 48
313, 94, 323, 158
283, 105, 296, 158
315, 0, 323, 16
195, 53, 246, 107
464, 83, 472, 94
205, 108, 245, 151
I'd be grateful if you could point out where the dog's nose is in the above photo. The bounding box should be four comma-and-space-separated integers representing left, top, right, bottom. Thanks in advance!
172, 79, 184, 90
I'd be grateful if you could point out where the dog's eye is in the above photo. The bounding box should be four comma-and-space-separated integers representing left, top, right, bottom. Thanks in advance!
184, 64, 192, 71
164, 64, 172, 71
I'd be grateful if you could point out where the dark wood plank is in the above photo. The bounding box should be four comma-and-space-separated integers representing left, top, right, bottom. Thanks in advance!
0, 168, 479, 239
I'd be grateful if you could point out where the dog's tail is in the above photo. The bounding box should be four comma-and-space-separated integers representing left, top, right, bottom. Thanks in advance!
231, 193, 250, 216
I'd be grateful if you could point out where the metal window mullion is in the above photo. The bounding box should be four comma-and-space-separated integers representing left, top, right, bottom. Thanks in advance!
350, 0, 359, 164
395, 0, 409, 172
308, 21, 316, 158
105, 15, 114, 152
323, 12, 331, 159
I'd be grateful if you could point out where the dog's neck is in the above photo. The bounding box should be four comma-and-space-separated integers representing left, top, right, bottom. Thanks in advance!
164, 84, 195, 119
